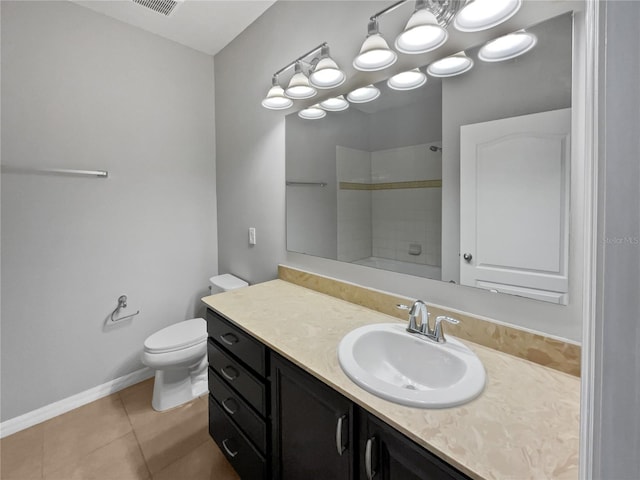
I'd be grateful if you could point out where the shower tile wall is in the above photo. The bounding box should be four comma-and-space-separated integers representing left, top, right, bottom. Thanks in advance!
337, 144, 442, 266
337, 146, 372, 262
371, 144, 442, 266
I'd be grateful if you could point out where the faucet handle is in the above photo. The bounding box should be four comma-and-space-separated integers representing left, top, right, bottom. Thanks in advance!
433, 316, 460, 343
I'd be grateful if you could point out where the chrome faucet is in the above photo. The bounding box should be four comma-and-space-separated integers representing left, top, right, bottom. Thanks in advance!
397, 301, 460, 343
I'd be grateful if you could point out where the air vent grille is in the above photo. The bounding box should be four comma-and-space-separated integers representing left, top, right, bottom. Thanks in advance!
132, 0, 181, 16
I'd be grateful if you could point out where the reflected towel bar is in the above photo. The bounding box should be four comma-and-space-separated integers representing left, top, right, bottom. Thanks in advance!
1, 165, 108, 178
286, 181, 327, 187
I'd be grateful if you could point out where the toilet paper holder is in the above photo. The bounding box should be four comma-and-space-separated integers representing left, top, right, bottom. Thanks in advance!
110, 294, 140, 323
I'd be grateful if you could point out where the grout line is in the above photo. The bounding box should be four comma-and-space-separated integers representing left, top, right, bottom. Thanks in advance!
117, 390, 153, 479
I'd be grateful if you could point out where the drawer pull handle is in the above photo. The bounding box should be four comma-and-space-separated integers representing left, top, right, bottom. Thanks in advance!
220, 366, 239, 381
335, 414, 347, 456
365, 436, 377, 480
221, 398, 239, 415
221, 438, 238, 458
219, 333, 239, 346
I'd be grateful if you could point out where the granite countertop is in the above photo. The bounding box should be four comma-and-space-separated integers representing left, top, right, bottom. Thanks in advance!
202, 279, 580, 480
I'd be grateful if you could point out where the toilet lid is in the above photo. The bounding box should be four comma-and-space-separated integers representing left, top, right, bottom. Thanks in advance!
144, 318, 207, 353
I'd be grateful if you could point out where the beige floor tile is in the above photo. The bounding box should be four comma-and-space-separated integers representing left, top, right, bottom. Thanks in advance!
118, 379, 156, 429
44, 432, 149, 480
42, 394, 132, 476
0, 423, 44, 480
152, 438, 239, 480
127, 394, 210, 474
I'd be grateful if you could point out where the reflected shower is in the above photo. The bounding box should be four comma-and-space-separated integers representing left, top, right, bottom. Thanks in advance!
429, 145, 443, 152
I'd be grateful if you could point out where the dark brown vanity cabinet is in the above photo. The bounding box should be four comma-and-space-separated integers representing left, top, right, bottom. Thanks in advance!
206, 309, 269, 480
206, 308, 470, 480
358, 411, 471, 480
271, 353, 355, 480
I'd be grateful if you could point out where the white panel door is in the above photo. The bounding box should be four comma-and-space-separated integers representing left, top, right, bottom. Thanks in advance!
460, 109, 571, 304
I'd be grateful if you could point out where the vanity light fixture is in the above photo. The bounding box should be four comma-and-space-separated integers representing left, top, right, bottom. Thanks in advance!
262, 42, 343, 109
298, 105, 326, 119
285, 62, 317, 99
395, 0, 448, 54
319, 95, 350, 112
454, 0, 522, 32
309, 45, 346, 89
478, 30, 537, 62
353, 18, 398, 72
347, 85, 381, 103
261, 75, 294, 110
387, 68, 427, 91
426, 51, 474, 77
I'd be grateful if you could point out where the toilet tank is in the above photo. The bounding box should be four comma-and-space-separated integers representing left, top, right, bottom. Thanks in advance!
209, 274, 248, 294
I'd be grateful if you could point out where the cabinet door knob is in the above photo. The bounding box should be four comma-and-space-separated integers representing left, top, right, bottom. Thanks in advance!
335, 414, 348, 456
463, 253, 473, 262
219, 333, 239, 346
220, 365, 239, 381
221, 438, 238, 458
365, 436, 377, 480
221, 398, 239, 415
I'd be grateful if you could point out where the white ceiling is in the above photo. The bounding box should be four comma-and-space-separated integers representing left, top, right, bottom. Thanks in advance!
72, 0, 277, 56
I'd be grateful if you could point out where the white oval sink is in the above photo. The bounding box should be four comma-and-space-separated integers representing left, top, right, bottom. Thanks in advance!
338, 323, 485, 408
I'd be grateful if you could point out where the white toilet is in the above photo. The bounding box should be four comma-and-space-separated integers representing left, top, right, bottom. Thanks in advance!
142, 274, 248, 411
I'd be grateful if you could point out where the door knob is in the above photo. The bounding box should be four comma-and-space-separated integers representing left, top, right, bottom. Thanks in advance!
463, 253, 473, 262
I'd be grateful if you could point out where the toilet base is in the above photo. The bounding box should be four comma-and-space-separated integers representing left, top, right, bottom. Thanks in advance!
151, 359, 208, 412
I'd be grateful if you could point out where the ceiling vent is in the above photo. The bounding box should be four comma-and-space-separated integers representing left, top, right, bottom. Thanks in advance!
132, 0, 183, 16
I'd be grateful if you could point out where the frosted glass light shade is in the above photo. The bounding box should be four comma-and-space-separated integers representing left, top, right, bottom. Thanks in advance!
319, 96, 349, 112
454, 0, 522, 32
309, 57, 346, 89
478, 31, 537, 62
346, 85, 380, 103
427, 52, 474, 77
285, 70, 317, 99
387, 69, 427, 91
262, 85, 293, 110
298, 105, 326, 119
353, 34, 397, 72
395, 9, 448, 54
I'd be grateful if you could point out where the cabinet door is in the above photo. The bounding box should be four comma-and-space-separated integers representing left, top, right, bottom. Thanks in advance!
271, 353, 355, 480
359, 411, 470, 480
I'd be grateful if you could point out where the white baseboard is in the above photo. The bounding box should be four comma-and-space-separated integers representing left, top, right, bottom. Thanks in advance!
0, 367, 154, 439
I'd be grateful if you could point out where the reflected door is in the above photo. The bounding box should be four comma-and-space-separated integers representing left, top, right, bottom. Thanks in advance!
460, 108, 571, 304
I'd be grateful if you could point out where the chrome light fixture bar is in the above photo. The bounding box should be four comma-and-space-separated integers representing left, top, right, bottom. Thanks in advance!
262, 42, 346, 109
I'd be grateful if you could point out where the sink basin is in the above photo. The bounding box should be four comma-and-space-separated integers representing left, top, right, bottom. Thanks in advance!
338, 323, 485, 408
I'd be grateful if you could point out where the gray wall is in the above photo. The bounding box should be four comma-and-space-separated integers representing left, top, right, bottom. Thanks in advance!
214, 0, 583, 341
1, 1, 217, 421
286, 108, 369, 259
593, 1, 640, 478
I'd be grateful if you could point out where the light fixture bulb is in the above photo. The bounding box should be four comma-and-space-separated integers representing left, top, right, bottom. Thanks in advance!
309, 47, 346, 89
346, 85, 381, 104
261, 80, 293, 110
478, 30, 537, 62
298, 105, 326, 120
353, 21, 397, 72
427, 52, 474, 77
454, 0, 522, 32
319, 95, 350, 112
285, 63, 317, 99
395, 9, 448, 54
387, 69, 427, 91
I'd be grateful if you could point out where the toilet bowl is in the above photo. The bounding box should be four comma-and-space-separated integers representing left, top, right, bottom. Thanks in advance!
142, 318, 208, 411
142, 274, 248, 411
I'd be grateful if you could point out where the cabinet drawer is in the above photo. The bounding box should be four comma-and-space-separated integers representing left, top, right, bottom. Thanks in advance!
209, 396, 268, 480
208, 339, 267, 416
206, 309, 266, 377
209, 369, 267, 454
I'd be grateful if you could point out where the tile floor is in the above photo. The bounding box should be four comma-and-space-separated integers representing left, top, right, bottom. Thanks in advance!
0, 379, 240, 480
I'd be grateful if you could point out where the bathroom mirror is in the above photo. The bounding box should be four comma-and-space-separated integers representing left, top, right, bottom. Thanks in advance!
286, 9, 575, 305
